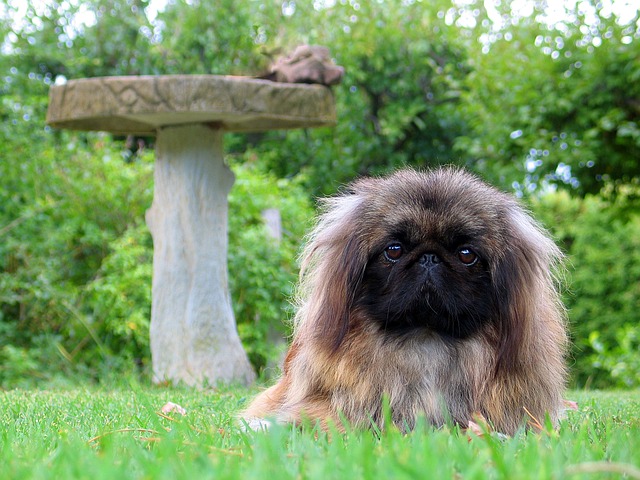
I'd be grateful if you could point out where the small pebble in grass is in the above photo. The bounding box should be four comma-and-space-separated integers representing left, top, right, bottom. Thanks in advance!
161, 402, 187, 415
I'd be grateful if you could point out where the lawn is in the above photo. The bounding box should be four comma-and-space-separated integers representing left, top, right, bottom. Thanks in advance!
1, 386, 639, 479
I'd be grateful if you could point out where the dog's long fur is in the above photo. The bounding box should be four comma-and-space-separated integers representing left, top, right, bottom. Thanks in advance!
242, 168, 567, 435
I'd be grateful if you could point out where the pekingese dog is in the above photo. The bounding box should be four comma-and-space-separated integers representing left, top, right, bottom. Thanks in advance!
242, 168, 567, 435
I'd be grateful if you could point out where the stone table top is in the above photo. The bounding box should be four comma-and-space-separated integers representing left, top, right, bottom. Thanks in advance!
46, 75, 336, 135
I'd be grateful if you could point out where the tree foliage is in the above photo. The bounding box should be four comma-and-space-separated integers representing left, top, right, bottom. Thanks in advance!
457, 4, 640, 194
250, 1, 474, 193
532, 189, 640, 388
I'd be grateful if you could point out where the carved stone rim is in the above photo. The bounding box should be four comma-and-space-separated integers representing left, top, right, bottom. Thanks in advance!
46, 75, 336, 135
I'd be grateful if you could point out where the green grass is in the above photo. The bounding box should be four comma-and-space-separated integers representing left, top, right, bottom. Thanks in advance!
1, 386, 639, 479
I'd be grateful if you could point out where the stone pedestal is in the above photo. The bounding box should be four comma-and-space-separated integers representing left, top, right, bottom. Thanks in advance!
46, 75, 335, 386
146, 125, 254, 385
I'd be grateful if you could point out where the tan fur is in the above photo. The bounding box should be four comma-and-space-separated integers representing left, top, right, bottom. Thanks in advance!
241, 168, 567, 435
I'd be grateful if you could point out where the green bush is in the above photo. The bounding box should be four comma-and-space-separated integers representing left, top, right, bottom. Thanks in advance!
227, 158, 314, 375
531, 190, 640, 388
0, 134, 155, 386
81, 222, 153, 372
0, 131, 311, 386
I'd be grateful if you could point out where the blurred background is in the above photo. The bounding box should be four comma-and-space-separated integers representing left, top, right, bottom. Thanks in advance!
0, 0, 638, 390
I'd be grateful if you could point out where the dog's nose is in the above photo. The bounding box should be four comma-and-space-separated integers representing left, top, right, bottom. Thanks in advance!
419, 253, 441, 267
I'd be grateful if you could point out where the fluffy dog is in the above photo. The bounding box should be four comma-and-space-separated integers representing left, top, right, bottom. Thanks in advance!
242, 168, 567, 435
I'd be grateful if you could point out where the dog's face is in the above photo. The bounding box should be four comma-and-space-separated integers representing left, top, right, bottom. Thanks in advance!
304, 168, 561, 365
351, 170, 507, 339
356, 212, 495, 339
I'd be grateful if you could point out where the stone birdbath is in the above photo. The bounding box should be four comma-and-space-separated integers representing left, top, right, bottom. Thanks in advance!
46, 75, 336, 386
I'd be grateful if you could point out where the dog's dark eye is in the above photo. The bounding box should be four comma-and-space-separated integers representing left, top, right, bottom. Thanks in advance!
384, 243, 403, 262
457, 248, 478, 266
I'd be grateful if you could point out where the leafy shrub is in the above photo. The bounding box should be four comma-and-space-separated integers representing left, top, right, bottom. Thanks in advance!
0, 130, 311, 386
228, 158, 314, 375
531, 190, 640, 388
81, 222, 153, 372
0, 134, 155, 386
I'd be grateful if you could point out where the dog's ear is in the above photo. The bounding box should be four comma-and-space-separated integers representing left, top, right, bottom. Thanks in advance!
491, 207, 562, 376
491, 248, 529, 376
296, 192, 369, 351
315, 234, 367, 350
